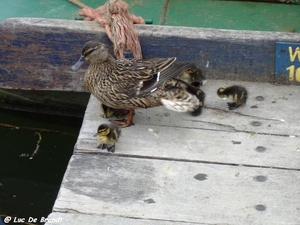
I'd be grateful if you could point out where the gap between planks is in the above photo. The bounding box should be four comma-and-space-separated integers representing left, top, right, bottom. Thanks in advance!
73, 152, 300, 172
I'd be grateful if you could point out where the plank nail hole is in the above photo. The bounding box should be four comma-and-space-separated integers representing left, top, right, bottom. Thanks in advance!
232, 141, 241, 145
144, 198, 155, 204
251, 121, 262, 127
254, 175, 268, 182
255, 146, 267, 152
272, 100, 276, 103
250, 105, 258, 108
256, 96, 265, 101
255, 204, 267, 211
194, 173, 207, 181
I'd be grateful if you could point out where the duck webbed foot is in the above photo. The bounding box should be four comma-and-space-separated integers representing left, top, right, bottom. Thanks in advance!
107, 144, 116, 153
110, 109, 135, 128
97, 143, 115, 153
227, 102, 241, 110
97, 144, 106, 149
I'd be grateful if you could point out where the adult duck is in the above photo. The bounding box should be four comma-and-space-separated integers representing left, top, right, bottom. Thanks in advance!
72, 41, 201, 127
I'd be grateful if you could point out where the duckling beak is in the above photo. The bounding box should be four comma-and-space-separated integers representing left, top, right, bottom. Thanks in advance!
71, 55, 85, 71
93, 133, 98, 137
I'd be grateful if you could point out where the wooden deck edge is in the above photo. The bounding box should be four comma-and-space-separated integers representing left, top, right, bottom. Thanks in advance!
1, 17, 300, 91
45, 212, 208, 225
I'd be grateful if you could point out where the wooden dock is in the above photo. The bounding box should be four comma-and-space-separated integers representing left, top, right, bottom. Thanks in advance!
45, 80, 300, 225
1, 17, 299, 224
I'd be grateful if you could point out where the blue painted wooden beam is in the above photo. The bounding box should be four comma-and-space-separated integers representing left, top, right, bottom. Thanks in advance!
0, 17, 299, 92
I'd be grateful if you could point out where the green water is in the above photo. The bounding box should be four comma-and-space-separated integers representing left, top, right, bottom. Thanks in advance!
0, 109, 83, 221
1, 0, 299, 32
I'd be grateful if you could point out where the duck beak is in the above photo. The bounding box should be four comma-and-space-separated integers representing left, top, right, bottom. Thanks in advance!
93, 133, 98, 137
71, 55, 85, 71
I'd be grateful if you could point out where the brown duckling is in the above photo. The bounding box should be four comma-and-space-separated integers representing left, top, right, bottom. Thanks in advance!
100, 104, 129, 119
179, 67, 206, 86
72, 41, 201, 127
217, 85, 248, 110
94, 123, 121, 153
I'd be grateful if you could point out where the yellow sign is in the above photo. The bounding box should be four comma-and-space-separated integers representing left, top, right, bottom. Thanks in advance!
276, 43, 300, 83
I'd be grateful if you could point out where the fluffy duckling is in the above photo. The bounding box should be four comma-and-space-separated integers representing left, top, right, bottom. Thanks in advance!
100, 104, 129, 119
179, 67, 206, 86
72, 41, 201, 127
217, 85, 248, 110
94, 123, 121, 153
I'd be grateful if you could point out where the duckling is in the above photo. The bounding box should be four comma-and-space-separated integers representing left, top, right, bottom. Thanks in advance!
72, 41, 201, 127
100, 104, 114, 118
179, 67, 206, 86
100, 104, 129, 119
217, 85, 248, 110
94, 123, 121, 153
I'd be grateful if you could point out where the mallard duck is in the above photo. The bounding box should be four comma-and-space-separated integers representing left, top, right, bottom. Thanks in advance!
217, 85, 248, 110
100, 68, 205, 119
94, 123, 121, 153
72, 40, 201, 127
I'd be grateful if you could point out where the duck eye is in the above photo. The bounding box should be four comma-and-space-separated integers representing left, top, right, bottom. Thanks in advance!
83, 46, 99, 57
83, 49, 94, 57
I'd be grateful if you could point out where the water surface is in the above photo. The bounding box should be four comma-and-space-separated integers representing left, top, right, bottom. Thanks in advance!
0, 109, 83, 221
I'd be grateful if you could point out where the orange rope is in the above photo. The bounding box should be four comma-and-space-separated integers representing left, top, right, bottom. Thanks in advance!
70, 0, 144, 59
68, 0, 90, 9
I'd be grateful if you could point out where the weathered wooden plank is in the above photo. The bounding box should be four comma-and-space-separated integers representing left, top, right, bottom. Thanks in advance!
76, 124, 300, 169
80, 80, 300, 135
45, 212, 204, 225
1, 17, 300, 91
75, 80, 300, 169
52, 154, 300, 225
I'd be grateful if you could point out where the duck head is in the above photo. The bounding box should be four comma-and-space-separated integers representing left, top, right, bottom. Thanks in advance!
71, 41, 110, 71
